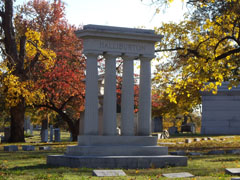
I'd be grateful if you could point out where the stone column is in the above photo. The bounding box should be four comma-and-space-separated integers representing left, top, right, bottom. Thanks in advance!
138, 57, 152, 136
84, 52, 99, 135
102, 53, 118, 135
121, 55, 134, 136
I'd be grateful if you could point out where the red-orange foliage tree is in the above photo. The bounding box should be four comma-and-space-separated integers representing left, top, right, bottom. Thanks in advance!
16, 0, 85, 141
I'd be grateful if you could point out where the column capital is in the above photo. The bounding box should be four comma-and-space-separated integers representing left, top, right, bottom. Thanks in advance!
121, 53, 139, 61
84, 51, 102, 59
103, 52, 121, 58
139, 54, 155, 61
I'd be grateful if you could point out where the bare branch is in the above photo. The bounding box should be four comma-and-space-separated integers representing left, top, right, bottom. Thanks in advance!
214, 36, 238, 54
215, 47, 240, 61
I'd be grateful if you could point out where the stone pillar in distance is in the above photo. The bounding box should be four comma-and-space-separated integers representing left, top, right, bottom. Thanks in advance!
83, 52, 99, 135
137, 56, 152, 136
121, 55, 135, 136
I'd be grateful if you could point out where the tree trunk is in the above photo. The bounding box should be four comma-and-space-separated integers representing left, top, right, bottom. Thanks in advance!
66, 119, 79, 142
9, 101, 25, 142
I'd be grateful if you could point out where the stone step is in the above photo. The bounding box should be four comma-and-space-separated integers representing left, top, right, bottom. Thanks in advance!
77, 135, 158, 146
47, 155, 187, 169
66, 145, 168, 156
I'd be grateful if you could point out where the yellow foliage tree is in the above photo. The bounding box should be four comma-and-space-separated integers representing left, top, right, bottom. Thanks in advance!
151, 0, 240, 120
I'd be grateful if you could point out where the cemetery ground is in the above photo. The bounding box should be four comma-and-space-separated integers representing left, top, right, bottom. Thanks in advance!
1, 132, 240, 179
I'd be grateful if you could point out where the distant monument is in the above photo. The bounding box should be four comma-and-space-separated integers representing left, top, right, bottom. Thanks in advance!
201, 82, 240, 134
47, 24, 187, 168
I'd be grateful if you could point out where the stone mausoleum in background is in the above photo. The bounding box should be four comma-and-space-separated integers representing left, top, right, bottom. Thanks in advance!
201, 82, 240, 135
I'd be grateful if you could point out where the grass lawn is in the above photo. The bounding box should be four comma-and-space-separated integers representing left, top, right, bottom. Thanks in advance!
1, 132, 240, 179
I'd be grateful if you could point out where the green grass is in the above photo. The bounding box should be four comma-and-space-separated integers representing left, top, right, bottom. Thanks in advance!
1, 133, 240, 179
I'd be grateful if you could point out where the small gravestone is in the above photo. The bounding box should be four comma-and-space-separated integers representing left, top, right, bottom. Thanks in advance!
41, 129, 48, 142
4, 145, 18, 151
226, 149, 240, 154
162, 172, 194, 178
194, 138, 201, 142
29, 124, 33, 135
188, 152, 202, 156
93, 170, 126, 177
41, 119, 48, 142
49, 125, 54, 142
226, 168, 240, 176
231, 178, 240, 180
168, 126, 178, 135
39, 146, 51, 150
152, 116, 163, 132
54, 128, 61, 142
207, 150, 225, 155
170, 150, 186, 156
185, 139, 192, 143
22, 145, 35, 151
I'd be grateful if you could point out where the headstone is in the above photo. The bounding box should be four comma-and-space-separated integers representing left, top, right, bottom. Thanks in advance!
41, 119, 48, 142
29, 124, 33, 135
170, 151, 186, 156
92, 170, 126, 177
162, 172, 194, 178
22, 145, 35, 151
41, 129, 48, 142
168, 126, 178, 135
152, 116, 163, 132
188, 152, 202, 156
4, 145, 18, 151
49, 125, 54, 142
194, 138, 201, 142
226, 168, 240, 175
231, 178, 240, 180
207, 150, 225, 155
69, 133, 73, 142
185, 139, 192, 143
4, 127, 10, 142
54, 128, 61, 142
226, 149, 240, 154
39, 146, 51, 150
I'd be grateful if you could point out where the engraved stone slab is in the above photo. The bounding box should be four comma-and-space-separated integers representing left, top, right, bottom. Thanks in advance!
4, 145, 18, 152
22, 145, 35, 151
92, 170, 126, 177
231, 178, 240, 180
39, 146, 51, 151
162, 172, 194, 178
226, 168, 240, 175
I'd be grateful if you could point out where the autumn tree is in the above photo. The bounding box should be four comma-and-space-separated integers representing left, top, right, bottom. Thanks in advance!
15, 0, 85, 141
150, 0, 240, 119
0, 0, 55, 142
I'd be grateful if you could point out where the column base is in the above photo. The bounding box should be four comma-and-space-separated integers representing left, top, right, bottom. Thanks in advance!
77, 135, 158, 146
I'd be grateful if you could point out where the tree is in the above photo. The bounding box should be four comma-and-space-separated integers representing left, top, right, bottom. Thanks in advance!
0, 0, 56, 142
16, 0, 85, 141
150, 0, 240, 119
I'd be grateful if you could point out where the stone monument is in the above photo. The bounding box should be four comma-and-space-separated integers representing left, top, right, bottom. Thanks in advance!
47, 24, 187, 168
201, 82, 240, 134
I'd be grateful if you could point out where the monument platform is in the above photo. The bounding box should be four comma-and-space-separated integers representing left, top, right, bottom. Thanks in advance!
47, 155, 187, 169
47, 136, 187, 169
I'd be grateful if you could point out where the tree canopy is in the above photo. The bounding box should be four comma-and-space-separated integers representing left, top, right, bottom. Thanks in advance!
151, 0, 240, 118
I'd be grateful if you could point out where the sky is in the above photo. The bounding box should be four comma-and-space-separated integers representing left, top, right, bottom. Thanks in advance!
16, 0, 186, 29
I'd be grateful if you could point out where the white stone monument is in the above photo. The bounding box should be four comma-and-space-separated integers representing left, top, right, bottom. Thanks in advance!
201, 82, 240, 135
47, 24, 187, 168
